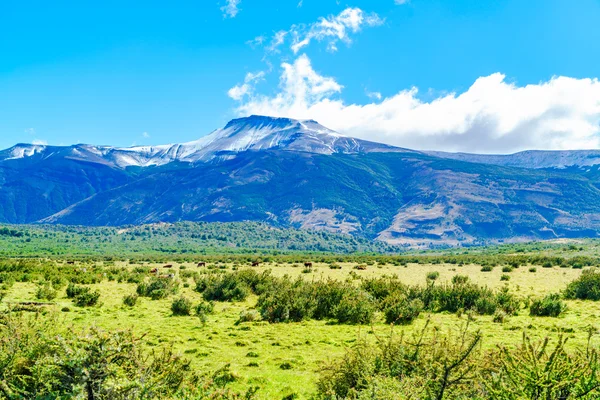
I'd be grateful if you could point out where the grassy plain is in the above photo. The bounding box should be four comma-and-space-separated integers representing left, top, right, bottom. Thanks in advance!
2, 258, 599, 399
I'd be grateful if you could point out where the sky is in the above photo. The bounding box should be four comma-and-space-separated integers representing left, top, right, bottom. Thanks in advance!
1, 0, 600, 153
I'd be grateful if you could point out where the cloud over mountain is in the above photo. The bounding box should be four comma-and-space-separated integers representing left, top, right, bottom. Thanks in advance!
232, 55, 600, 154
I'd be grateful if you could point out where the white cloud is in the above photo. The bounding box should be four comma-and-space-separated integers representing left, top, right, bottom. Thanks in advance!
246, 36, 266, 48
290, 7, 384, 53
235, 55, 341, 112
221, 0, 241, 18
395, 0, 410, 4
366, 90, 382, 100
32, 139, 47, 146
142, 132, 150, 138
232, 55, 600, 153
24, 128, 36, 135
227, 71, 267, 100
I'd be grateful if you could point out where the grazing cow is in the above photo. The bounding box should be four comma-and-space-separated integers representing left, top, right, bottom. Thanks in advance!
197, 262, 206, 267
163, 264, 173, 269
67, 261, 75, 265
252, 262, 260, 267
355, 265, 367, 271
150, 268, 158, 274
304, 262, 313, 268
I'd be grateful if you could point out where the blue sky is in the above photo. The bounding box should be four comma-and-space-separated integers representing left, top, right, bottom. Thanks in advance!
1, 0, 600, 153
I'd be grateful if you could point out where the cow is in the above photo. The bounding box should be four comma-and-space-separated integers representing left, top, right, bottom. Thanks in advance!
197, 262, 206, 267
163, 264, 173, 269
304, 262, 313, 268
150, 268, 158, 274
355, 265, 367, 271
67, 261, 75, 265
252, 262, 260, 267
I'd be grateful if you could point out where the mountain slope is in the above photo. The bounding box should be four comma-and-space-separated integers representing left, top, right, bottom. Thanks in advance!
3, 115, 600, 248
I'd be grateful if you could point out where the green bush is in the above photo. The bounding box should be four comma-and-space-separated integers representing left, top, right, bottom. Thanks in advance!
171, 296, 192, 316
426, 271, 440, 281
530, 294, 566, 317
122, 294, 138, 307
195, 301, 215, 323
73, 289, 100, 307
66, 283, 88, 298
564, 270, 600, 300
382, 293, 423, 325
137, 277, 178, 300
36, 283, 57, 301
334, 289, 376, 325
197, 273, 250, 302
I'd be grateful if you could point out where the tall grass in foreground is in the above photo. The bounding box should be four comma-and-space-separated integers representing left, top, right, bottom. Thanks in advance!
317, 321, 600, 399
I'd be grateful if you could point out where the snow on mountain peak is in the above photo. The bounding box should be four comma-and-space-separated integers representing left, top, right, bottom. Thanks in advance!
0, 116, 376, 169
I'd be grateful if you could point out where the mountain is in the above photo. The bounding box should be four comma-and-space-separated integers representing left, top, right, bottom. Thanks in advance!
427, 150, 600, 170
3, 115, 600, 248
1, 116, 399, 169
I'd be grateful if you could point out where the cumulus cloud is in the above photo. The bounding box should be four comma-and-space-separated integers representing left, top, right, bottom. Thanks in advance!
221, 0, 241, 18
290, 7, 384, 53
32, 139, 48, 146
231, 55, 600, 153
227, 71, 267, 100
252, 7, 383, 55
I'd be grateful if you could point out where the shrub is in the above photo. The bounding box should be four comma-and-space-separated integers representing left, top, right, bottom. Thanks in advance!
257, 279, 316, 323
493, 310, 507, 323
542, 261, 553, 268
195, 301, 215, 319
198, 273, 250, 302
36, 283, 57, 301
426, 271, 440, 281
137, 277, 178, 300
530, 294, 566, 317
66, 283, 88, 298
334, 289, 376, 325
236, 310, 260, 325
122, 294, 138, 307
502, 266, 514, 273
481, 266, 493, 272
383, 294, 423, 325
529, 267, 537, 273
73, 290, 100, 307
171, 296, 192, 316
500, 274, 510, 281
452, 275, 469, 285
565, 270, 600, 300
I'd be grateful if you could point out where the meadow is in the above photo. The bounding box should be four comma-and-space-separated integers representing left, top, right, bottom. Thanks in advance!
3, 247, 600, 399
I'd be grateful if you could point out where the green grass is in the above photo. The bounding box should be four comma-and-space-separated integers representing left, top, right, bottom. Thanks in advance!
3, 260, 599, 399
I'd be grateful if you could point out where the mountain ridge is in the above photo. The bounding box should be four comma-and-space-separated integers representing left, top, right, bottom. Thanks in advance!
3, 115, 600, 248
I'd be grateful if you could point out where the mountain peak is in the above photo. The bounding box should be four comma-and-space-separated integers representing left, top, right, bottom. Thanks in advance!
0, 115, 396, 168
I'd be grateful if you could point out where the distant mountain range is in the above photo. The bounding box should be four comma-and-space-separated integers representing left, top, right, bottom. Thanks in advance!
3, 115, 600, 248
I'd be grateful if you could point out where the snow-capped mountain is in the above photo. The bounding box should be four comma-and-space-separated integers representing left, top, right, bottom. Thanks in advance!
427, 150, 600, 170
0, 116, 398, 169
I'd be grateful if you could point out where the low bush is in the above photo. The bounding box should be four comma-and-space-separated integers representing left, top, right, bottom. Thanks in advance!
197, 273, 250, 302
123, 293, 138, 307
36, 283, 57, 301
137, 277, 179, 300
530, 293, 566, 317
382, 293, 423, 325
171, 296, 192, 316
564, 270, 600, 300
73, 289, 100, 307
334, 289, 376, 325
426, 271, 440, 281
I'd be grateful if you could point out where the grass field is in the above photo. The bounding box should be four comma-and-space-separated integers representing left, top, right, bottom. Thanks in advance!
2, 259, 599, 399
